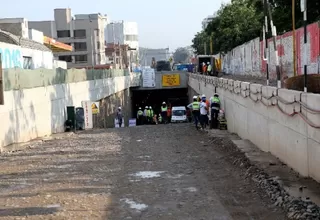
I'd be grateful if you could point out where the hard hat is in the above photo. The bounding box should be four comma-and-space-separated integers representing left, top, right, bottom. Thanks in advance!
149, 106, 152, 109
201, 94, 206, 98
207, 62, 210, 64
118, 106, 121, 110
214, 93, 219, 97
193, 95, 197, 99
145, 106, 148, 108
139, 107, 141, 109
162, 102, 166, 104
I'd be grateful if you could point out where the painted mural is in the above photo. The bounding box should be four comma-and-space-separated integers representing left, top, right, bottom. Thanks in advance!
0, 44, 23, 69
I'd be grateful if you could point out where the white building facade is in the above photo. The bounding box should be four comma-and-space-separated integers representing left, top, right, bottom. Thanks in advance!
29, 8, 108, 68
105, 21, 139, 62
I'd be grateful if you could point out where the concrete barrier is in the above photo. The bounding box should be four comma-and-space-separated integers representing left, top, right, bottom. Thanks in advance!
0, 71, 140, 150
189, 74, 320, 182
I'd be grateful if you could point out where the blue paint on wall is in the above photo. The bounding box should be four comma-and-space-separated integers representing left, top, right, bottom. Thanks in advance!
0, 47, 23, 69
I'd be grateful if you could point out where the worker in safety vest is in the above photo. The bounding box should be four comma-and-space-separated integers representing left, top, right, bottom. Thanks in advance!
207, 62, 212, 75
210, 93, 221, 129
147, 107, 151, 124
137, 107, 144, 125
143, 106, 148, 124
161, 102, 168, 124
149, 106, 154, 124
187, 96, 200, 129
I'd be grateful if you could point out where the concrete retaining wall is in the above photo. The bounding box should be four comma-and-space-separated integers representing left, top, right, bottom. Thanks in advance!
0, 72, 140, 150
222, 22, 320, 78
189, 74, 320, 182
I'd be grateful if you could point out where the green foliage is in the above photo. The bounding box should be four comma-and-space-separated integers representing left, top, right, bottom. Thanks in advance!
192, 0, 320, 55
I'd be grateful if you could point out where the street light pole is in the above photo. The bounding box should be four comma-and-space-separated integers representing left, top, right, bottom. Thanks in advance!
292, 0, 297, 76
263, 0, 269, 85
301, 0, 308, 92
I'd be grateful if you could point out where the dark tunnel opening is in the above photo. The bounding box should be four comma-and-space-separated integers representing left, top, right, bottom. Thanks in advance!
131, 88, 189, 117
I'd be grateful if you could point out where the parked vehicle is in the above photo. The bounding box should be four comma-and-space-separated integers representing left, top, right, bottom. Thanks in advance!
171, 106, 187, 123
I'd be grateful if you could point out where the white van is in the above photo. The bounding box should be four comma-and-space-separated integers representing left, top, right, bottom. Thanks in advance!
171, 106, 187, 123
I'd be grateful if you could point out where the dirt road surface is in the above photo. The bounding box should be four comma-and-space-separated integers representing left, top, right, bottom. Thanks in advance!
0, 124, 286, 220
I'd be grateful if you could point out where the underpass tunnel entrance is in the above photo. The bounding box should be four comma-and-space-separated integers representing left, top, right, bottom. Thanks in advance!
131, 88, 189, 117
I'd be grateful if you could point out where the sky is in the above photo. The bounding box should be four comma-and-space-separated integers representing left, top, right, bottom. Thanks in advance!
1, 0, 229, 50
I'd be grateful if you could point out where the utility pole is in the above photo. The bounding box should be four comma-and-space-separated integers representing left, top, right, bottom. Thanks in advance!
263, 0, 269, 85
292, 0, 297, 76
301, 0, 307, 92
267, 0, 281, 88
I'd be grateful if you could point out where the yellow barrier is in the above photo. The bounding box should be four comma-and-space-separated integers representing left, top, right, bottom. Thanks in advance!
162, 74, 180, 87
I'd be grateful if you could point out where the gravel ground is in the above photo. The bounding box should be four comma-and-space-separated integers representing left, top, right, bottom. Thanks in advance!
0, 124, 287, 220
219, 74, 278, 87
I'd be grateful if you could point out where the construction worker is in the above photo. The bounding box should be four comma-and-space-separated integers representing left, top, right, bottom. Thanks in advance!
143, 106, 148, 124
137, 107, 143, 125
149, 106, 154, 123
167, 106, 172, 123
187, 96, 200, 129
147, 106, 151, 124
210, 93, 221, 129
201, 94, 209, 127
161, 102, 168, 124
158, 114, 162, 124
199, 98, 208, 130
207, 62, 212, 75
116, 106, 123, 128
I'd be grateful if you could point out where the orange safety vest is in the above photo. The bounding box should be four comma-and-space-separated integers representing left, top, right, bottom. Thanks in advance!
167, 108, 171, 116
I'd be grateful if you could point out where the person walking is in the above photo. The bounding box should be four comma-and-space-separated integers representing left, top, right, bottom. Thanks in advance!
187, 96, 200, 129
210, 93, 221, 129
207, 62, 212, 75
116, 106, 123, 128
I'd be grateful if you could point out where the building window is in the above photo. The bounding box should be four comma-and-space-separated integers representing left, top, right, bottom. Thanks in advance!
125, 35, 138, 41
97, 41, 100, 50
23, 56, 33, 69
97, 53, 101, 63
75, 55, 88, 63
95, 29, 99, 37
0, 64, 3, 105
74, 42, 87, 51
58, 55, 72, 62
57, 30, 70, 38
74, 29, 86, 38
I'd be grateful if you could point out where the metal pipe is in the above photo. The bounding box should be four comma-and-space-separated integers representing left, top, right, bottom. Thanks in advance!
301, 0, 308, 92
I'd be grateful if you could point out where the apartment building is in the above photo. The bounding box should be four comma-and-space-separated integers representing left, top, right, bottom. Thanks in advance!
29, 8, 108, 68
105, 21, 139, 63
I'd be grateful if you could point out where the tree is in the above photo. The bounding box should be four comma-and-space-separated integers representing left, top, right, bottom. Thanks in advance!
192, 0, 262, 55
173, 47, 190, 63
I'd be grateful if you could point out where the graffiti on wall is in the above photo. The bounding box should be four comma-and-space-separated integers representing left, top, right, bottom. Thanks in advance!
0, 46, 23, 69
221, 22, 320, 79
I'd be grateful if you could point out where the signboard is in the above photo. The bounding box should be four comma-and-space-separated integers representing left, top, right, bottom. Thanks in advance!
91, 102, 99, 114
81, 101, 93, 129
114, 118, 125, 128
162, 74, 180, 87
129, 119, 136, 127
142, 68, 155, 87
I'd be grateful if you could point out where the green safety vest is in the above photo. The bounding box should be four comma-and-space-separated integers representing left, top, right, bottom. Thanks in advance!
211, 97, 220, 103
147, 109, 151, 117
150, 110, 154, 116
161, 106, 168, 112
137, 110, 143, 116
159, 115, 162, 121
192, 102, 200, 110
207, 64, 212, 71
